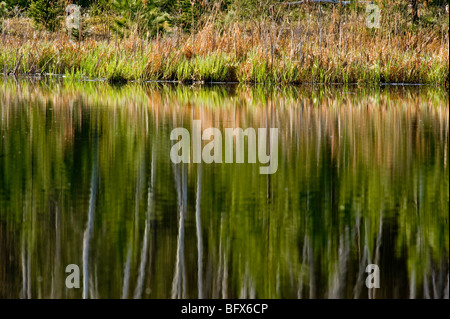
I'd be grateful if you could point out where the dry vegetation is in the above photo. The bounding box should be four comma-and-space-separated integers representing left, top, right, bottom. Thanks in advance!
0, 3, 448, 84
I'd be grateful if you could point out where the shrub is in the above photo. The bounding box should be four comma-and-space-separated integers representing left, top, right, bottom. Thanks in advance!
27, 0, 64, 31
0, 2, 8, 18
111, 0, 171, 37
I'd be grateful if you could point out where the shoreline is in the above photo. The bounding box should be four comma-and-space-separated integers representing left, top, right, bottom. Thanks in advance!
0, 72, 447, 87
1, 11, 448, 86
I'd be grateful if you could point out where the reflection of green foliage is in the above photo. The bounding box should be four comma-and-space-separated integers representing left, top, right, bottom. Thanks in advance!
0, 79, 448, 298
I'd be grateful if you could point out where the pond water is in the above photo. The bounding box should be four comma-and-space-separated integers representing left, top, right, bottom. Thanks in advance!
0, 78, 448, 299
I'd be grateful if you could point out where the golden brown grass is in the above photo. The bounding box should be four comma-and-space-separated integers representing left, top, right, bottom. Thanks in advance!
0, 5, 448, 84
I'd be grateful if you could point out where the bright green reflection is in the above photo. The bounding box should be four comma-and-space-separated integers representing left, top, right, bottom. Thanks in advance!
0, 79, 448, 299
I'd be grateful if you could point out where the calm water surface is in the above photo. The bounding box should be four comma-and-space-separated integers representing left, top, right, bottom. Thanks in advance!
0, 79, 448, 299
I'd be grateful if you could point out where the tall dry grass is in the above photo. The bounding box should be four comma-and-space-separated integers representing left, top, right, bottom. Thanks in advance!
0, 4, 448, 84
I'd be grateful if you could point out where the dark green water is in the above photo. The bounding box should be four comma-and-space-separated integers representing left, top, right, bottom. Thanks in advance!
0, 78, 448, 299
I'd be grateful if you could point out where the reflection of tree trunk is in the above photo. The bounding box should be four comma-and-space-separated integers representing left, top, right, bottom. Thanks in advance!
196, 165, 203, 299
83, 139, 98, 299
438, 259, 446, 299
353, 219, 369, 299
20, 99, 34, 299
134, 223, 149, 298
27, 222, 32, 299
123, 153, 146, 299
214, 217, 224, 299
215, 213, 229, 299
329, 230, 349, 299
432, 258, 446, 299
89, 265, 98, 299
410, 267, 416, 299
21, 149, 33, 299
353, 244, 368, 299
222, 245, 228, 299
371, 213, 383, 299
444, 273, 449, 299
171, 164, 187, 299
21, 232, 27, 299
52, 204, 61, 298
121, 242, 132, 299
297, 234, 307, 299
134, 150, 155, 299
410, 0, 419, 23
424, 267, 430, 299
308, 239, 315, 298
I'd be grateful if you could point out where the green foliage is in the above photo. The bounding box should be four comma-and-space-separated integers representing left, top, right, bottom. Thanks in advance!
27, 0, 64, 31
3, 0, 29, 10
0, 1, 8, 18
69, 23, 92, 41
88, 0, 112, 16
111, 0, 171, 37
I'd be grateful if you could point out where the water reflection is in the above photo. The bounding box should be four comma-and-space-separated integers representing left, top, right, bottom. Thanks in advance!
0, 79, 448, 299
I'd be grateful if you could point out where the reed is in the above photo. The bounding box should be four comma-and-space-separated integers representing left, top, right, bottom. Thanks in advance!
0, 5, 448, 85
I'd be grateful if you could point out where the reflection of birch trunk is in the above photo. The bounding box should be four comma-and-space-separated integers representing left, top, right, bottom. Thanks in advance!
432, 258, 446, 299
21, 139, 33, 299
121, 242, 132, 299
353, 219, 369, 299
240, 263, 256, 299
308, 237, 315, 298
438, 259, 446, 299
196, 165, 203, 299
410, 178, 420, 299
370, 213, 383, 299
171, 164, 187, 299
340, 229, 350, 297
133, 224, 149, 299
214, 216, 224, 299
297, 234, 307, 299
21, 232, 27, 299
52, 204, 61, 298
83, 139, 98, 299
215, 213, 229, 299
410, 267, 416, 299
410, 233, 420, 299
171, 163, 181, 298
122, 153, 146, 299
27, 218, 32, 299
431, 268, 437, 299
222, 244, 228, 299
89, 264, 98, 299
134, 150, 155, 299
25, 172, 34, 298
424, 266, 431, 299
444, 273, 449, 299
329, 230, 349, 298
429, 250, 438, 299
181, 164, 188, 299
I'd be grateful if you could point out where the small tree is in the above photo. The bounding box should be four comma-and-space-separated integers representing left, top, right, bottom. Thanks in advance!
409, 0, 419, 23
28, 0, 64, 31
111, 0, 171, 37
0, 2, 8, 18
